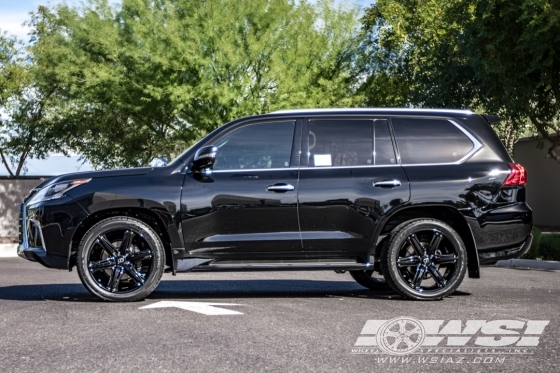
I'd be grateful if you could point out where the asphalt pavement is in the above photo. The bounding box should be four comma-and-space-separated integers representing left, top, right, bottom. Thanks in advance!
0, 257, 559, 373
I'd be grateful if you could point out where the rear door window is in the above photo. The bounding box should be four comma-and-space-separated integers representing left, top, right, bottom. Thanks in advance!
308, 119, 372, 167
391, 117, 474, 164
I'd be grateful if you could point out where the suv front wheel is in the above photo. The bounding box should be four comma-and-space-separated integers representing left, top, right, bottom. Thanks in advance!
380, 219, 467, 301
76, 217, 165, 302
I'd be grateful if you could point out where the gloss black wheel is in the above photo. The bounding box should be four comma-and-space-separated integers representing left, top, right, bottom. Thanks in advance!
76, 217, 165, 302
380, 219, 467, 300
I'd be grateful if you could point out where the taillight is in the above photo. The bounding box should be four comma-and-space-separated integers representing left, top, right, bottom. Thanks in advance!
502, 163, 527, 186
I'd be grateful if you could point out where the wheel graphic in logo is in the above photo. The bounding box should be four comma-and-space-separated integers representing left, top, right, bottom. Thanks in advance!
376, 317, 425, 355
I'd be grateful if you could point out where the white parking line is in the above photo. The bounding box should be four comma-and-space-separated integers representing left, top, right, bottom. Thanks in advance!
140, 301, 244, 315
0, 244, 17, 258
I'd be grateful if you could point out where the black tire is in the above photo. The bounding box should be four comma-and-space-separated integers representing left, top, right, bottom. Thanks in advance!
76, 217, 165, 302
380, 219, 467, 301
349, 270, 388, 290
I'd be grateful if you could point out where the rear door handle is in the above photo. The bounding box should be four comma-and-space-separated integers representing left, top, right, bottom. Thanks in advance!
373, 180, 402, 188
267, 183, 295, 193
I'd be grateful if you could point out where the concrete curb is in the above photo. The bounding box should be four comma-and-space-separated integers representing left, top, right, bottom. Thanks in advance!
0, 244, 18, 258
496, 258, 560, 271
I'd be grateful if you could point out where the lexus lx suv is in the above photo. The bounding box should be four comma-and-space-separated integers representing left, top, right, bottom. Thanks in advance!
18, 108, 532, 301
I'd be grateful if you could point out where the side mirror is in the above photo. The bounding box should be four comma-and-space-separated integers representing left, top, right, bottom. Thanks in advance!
192, 146, 218, 172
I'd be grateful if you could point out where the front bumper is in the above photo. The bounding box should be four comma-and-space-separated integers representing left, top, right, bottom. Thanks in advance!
478, 234, 533, 264
18, 198, 88, 269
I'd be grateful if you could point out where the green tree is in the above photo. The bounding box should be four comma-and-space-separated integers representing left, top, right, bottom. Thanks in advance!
360, 0, 560, 159
460, 0, 560, 161
0, 31, 67, 177
28, 0, 362, 169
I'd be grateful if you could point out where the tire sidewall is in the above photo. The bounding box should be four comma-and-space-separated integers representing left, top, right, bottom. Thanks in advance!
349, 270, 388, 290
77, 217, 165, 302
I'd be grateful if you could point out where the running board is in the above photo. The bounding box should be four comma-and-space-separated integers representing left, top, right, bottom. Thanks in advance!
187, 262, 369, 272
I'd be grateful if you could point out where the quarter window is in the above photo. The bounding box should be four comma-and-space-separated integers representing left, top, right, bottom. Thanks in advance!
212, 121, 295, 170
391, 118, 474, 164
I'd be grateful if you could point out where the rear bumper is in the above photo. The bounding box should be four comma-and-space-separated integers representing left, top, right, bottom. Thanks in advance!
478, 234, 533, 264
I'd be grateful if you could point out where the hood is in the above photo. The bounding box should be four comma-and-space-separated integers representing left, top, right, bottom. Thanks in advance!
34, 167, 155, 190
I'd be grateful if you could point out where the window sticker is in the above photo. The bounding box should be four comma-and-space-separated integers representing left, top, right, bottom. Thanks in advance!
314, 154, 332, 166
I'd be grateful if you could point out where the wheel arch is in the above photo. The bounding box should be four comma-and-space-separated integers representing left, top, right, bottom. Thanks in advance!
374, 204, 480, 278
69, 207, 176, 272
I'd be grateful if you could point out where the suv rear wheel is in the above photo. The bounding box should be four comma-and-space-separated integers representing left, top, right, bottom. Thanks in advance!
349, 270, 388, 290
76, 217, 165, 302
380, 219, 467, 301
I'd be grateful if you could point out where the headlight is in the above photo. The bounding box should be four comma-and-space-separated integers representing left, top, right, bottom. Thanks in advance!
27, 178, 91, 205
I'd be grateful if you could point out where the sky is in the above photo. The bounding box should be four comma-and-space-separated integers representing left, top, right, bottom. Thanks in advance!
1, 0, 374, 41
0, 1, 100, 41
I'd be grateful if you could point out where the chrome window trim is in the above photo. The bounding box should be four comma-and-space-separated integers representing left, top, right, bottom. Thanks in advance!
398, 119, 483, 167
210, 164, 402, 173
209, 168, 292, 173
209, 117, 482, 172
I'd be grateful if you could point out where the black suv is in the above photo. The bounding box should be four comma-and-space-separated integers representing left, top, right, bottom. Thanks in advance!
18, 109, 532, 301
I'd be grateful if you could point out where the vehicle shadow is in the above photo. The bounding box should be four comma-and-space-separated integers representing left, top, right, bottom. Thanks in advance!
0, 279, 471, 302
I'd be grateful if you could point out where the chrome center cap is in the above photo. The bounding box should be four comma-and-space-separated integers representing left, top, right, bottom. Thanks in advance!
422, 257, 430, 265
117, 256, 125, 264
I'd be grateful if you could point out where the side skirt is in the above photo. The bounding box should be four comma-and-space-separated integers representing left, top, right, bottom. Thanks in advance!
172, 258, 369, 273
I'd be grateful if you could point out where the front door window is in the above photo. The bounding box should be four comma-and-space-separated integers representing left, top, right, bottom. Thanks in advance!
213, 121, 296, 170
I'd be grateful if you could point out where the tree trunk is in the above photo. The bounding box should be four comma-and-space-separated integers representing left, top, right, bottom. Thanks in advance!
503, 118, 516, 157
546, 134, 560, 163
0, 149, 15, 177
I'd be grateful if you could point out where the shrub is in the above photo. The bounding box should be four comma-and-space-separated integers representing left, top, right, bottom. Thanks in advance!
538, 234, 560, 261
521, 227, 560, 261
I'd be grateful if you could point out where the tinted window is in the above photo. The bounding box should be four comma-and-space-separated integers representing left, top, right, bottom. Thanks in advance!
392, 118, 474, 164
374, 120, 396, 165
308, 120, 372, 167
213, 121, 295, 170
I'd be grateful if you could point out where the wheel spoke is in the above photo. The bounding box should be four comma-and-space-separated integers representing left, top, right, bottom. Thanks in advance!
405, 326, 421, 336
427, 264, 447, 287
407, 234, 425, 256
388, 338, 402, 349
123, 264, 145, 286
402, 337, 416, 349
433, 253, 457, 265
397, 255, 421, 267
97, 235, 118, 257
398, 320, 407, 333
428, 232, 443, 254
120, 230, 135, 254
128, 250, 153, 263
108, 266, 124, 292
411, 265, 427, 289
88, 257, 115, 271
385, 331, 402, 338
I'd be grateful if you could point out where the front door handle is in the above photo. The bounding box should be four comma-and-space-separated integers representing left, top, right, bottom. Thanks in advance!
373, 180, 402, 188
267, 183, 295, 193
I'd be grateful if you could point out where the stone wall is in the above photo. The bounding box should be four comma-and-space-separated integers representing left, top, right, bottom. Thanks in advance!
0, 178, 46, 242
514, 138, 560, 228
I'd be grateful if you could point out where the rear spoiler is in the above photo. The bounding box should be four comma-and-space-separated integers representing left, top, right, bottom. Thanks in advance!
481, 114, 501, 125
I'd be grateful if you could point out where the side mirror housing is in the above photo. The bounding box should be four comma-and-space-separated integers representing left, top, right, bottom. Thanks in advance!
192, 146, 218, 172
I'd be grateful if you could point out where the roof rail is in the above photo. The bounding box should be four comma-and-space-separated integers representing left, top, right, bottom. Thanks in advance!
270, 108, 474, 115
